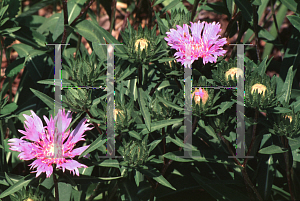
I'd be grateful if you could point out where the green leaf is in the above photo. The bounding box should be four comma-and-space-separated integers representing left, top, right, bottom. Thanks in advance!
12, 43, 33, 58
30, 88, 55, 110
7, 26, 47, 49
19, 0, 57, 17
52, 0, 86, 41
75, 20, 107, 60
259, 145, 288, 154
163, 152, 194, 162
0, 103, 18, 114
37, 79, 73, 87
140, 118, 183, 135
119, 179, 139, 201
164, 150, 238, 166
58, 182, 72, 201
257, 56, 268, 76
5, 58, 24, 78
154, 11, 169, 34
4, 172, 14, 186
217, 101, 235, 115
161, 0, 184, 13
0, 5, 9, 21
290, 99, 300, 112
272, 184, 291, 199
37, 13, 61, 34
199, 120, 218, 140
280, 0, 298, 13
234, 0, 252, 22
157, 96, 184, 111
79, 135, 106, 158
5, 0, 20, 18
252, 0, 261, 6
137, 165, 176, 191
0, 174, 34, 199
153, 0, 165, 7
287, 15, 300, 32
278, 66, 296, 105
128, 131, 142, 140
78, 166, 94, 176
137, 87, 151, 132
98, 159, 120, 169
191, 173, 250, 201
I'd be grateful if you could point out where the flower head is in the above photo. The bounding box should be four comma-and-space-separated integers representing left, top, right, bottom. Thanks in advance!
8, 109, 93, 178
285, 115, 293, 123
164, 21, 227, 67
225, 67, 243, 80
192, 88, 209, 105
135, 38, 149, 51
251, 83, 267, 96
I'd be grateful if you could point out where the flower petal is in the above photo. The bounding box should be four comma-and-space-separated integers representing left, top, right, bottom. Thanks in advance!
57, 160, 87, 176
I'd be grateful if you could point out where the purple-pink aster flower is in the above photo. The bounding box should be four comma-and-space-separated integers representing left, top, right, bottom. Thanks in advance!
8, 109, 93, 178
164, 21, 227, 67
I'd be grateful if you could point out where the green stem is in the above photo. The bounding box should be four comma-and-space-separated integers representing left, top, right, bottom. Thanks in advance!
53, 166, 59, 201
0, 120, 8, 172
61, 0, 69, 44
138, 65, 142, 86
243, 107, 258, 167
242, 168, 263, 201
149, 81, 162, 96
252, 5, 260, 62
70, 0, 96, 26
282, 136, 296, 201
110, 0, 117, 34
191, 0, 201, 21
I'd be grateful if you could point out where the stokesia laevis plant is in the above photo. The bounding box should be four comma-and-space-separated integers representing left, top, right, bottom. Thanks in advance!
164, 21, 227, 68
8, 109, 93, 178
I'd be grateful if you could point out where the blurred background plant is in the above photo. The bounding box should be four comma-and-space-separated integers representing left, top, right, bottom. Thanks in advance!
0, 0, 300, 201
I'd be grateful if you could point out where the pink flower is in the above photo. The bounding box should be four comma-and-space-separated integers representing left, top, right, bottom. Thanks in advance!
164, 21, 227, 67
8, 109, 93, 178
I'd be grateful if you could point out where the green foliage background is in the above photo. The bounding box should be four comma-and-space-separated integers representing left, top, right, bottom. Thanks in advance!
0, 0, 300, 200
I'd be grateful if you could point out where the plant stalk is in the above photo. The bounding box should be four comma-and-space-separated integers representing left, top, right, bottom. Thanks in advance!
191, 0, 201, 21
71, 0, 96, 26
61, 0, 69, 44
282, 136, 296, 201
53, 166, 59, 201
110, 0, 117, 34
243, 107, 259, 167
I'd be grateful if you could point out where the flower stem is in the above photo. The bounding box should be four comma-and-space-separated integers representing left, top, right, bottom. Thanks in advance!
110, 0, 117, 34
191, 0, 201, 21
252, 5, 260, 62
149, 81, 162, 96
70, 0, 95, 26
243, 107, 259, 167
61, 0, 69, 45
282, 136, 296, 201
53, 166, 59, 201
138, 65, 143, 86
